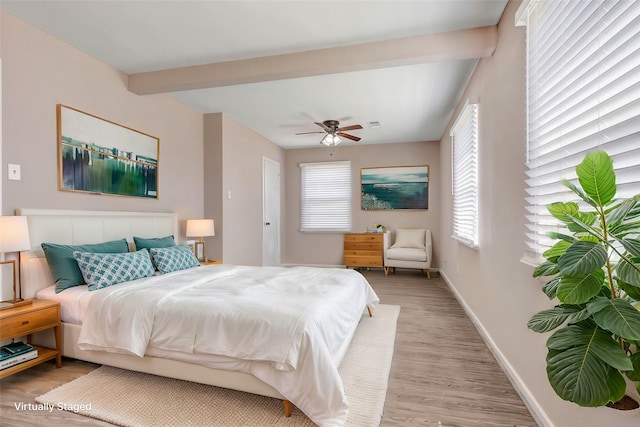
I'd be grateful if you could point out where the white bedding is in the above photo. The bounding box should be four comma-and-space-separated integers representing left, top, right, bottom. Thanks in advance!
36, 284, 91, 325
74, 264, 379, 427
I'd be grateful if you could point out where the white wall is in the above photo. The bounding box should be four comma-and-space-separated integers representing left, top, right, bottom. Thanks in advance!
1, 11, 204, 234
439, 1, 639, 426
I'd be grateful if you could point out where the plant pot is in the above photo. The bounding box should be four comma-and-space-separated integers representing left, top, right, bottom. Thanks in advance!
606, 395, 639, 411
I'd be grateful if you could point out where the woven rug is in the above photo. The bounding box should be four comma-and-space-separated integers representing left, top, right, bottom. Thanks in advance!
36, 304, 400, 427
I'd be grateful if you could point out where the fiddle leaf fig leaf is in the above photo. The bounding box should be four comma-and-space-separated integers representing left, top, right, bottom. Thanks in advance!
557, 241, 607, 276
606, 366, 628, 404
548, 202, 580, 223
627, 352, 640, 381
587, 297, 640, 340
557, 270, 604, 304
606, 197, 639, 228
567, 212, 597, 233
546, 323, 631, 406
543, 277, 560, 299
616, 259, 640, 287
620, 238, 640, 258
528, 307, 581, 333
617, 279, 640, 300
563, 180, 597, 208
576, 151, 616, 207
543, 241, 572, 262
534, 261, 559, 277
546, 232, 578, 243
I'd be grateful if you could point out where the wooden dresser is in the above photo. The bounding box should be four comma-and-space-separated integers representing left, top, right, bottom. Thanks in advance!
344, 233, 384, 269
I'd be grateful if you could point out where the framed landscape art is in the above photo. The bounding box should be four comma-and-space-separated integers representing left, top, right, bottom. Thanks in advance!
361, 165, 429, 210
57, 104, 159, 199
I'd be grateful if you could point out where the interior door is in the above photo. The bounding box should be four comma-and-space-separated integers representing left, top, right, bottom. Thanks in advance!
262, 157, 280, 266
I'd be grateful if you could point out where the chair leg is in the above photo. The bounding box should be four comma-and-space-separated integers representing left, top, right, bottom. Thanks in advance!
384, 266, 389, 276
426, 269, 431, 279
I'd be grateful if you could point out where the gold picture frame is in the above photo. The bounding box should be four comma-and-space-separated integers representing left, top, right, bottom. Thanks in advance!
57, 104, 160, 199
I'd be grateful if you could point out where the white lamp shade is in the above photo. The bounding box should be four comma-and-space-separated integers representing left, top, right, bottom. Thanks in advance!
186, 219, 215, 237
0, 216, 31, 253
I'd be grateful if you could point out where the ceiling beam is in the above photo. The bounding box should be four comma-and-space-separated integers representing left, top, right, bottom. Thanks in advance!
128, 26, 497, 95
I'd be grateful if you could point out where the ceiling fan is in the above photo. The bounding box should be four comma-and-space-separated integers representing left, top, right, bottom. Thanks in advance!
295, 120, 363, 146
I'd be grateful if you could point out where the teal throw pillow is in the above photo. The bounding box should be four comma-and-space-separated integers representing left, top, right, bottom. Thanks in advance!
42, 239, 129, 293
150, 245, 200, 274
133, 235, 176, 251
73, 249, 156, 291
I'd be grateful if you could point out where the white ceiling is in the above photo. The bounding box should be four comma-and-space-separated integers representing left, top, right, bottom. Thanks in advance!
1, 0, 508, 149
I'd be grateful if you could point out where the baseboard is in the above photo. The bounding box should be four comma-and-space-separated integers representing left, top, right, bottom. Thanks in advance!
279, 263, 346, 268
439, 269, 553, 427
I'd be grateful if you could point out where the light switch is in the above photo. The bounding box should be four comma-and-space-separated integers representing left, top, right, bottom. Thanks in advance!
8, 164, 21, 181
227, 191, 232, 200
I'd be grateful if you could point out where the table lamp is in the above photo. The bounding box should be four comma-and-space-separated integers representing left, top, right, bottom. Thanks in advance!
0, 216, 32, 310
186, 219, 215, 262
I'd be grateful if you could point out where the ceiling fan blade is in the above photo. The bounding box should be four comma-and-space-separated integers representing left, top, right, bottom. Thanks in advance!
295, 131, 326, 135
337, 124, 363, 132
314, 121, 332, 132
338, 132, 361, 142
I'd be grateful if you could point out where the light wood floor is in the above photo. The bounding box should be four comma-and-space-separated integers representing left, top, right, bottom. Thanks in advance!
0, 269, 536, 426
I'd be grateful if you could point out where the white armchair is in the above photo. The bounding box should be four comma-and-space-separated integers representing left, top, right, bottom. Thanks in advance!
384, 228, 432, 279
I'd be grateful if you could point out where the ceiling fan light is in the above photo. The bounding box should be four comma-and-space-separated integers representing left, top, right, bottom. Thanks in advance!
321, 134, 332, 146
333, 135, 342, 145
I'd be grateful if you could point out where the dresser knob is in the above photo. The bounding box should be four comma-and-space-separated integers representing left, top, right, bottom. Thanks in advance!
22, 321, 29, 325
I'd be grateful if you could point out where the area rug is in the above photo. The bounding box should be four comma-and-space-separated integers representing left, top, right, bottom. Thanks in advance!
36, 304, 400, 427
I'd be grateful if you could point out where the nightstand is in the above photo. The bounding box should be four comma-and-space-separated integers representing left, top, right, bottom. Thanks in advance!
201, 260, 222, 265
0, 299, 62, 378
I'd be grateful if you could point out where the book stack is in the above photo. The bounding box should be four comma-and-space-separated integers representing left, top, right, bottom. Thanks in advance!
0, 342, 38, 370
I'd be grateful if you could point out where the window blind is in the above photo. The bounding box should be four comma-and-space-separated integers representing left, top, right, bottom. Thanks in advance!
300, 161, 351, 232
451, 102, 479, 248
519, 0, 640, 262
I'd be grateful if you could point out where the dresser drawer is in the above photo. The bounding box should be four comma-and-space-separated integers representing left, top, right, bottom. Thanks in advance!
344, 241, 383, 251
344, 233, 383, 243
1, 305, 59, 338
344, 256, 383, 267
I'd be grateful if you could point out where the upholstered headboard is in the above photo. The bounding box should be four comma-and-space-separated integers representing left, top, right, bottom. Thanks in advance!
16, 209, 179, 299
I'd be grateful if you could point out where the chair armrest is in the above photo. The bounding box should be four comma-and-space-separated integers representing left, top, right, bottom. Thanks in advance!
425, 229, 433, 265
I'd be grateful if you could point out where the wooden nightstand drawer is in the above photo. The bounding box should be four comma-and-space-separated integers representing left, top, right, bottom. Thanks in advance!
0, 299, 62, 378
1, 305, 58, 338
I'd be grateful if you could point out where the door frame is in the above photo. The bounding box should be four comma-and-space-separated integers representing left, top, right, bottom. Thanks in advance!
262, 156, 281, 266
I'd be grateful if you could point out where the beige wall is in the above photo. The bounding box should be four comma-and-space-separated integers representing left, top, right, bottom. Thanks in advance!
1, 11, 204, 237
284, 141, 439, 266
439, 1, 638, 426
204, 113, 285, 265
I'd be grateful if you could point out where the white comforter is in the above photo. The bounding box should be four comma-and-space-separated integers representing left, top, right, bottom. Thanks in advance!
78, 264, 379, 426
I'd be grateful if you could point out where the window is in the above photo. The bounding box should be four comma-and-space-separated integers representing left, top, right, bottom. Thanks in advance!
450, 102, 479, 248
300, 161, 351, 232
518, 0, 640, 262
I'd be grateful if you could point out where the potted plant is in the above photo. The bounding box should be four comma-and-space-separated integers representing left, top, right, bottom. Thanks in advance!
528, 150, 640, 409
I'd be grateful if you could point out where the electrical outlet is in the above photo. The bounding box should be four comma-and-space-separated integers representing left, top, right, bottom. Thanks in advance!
8, 164, 21, 181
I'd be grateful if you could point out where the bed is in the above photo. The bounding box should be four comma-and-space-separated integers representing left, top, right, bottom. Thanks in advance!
19, 209, 379, 427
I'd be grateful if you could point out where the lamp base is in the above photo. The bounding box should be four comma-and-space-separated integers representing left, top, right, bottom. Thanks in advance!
0, 299, 32, 311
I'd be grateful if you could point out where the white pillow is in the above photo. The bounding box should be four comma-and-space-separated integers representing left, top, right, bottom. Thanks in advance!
391, 228, 426, 249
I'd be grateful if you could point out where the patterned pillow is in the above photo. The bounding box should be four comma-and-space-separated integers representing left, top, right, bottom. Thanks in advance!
150, 245, 200, 274
73, 249, 156, 291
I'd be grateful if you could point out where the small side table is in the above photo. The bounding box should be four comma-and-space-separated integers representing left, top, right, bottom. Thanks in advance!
0, 299, 62, 378
201, 260, 222, 265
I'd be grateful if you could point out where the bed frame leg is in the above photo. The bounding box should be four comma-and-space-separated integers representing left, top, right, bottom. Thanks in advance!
367, 306, 373, 317
283, 400, 292, 417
